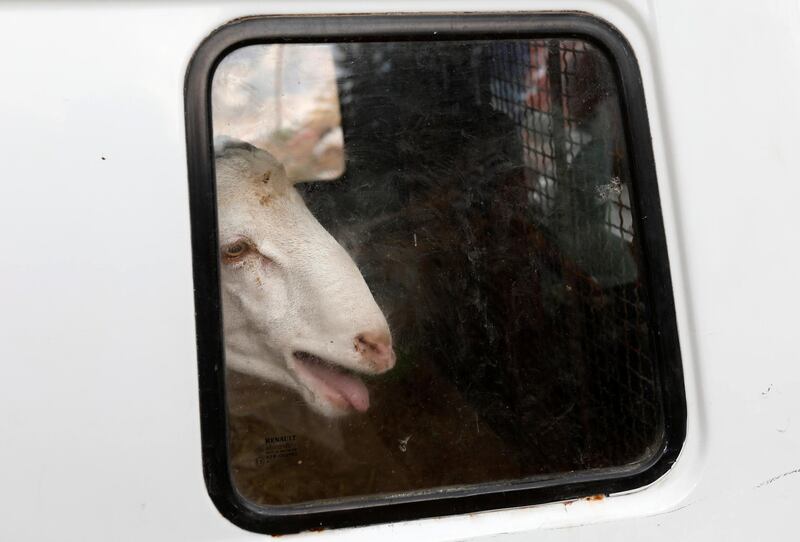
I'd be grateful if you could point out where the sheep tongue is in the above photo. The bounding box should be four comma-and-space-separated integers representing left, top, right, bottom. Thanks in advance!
303, 360, 370, 412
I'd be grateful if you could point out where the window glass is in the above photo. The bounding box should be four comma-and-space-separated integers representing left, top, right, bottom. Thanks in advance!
212, 38, 664, 508
212, 44, 345, 182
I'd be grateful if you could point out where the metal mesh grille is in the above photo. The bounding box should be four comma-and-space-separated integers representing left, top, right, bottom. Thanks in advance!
488, 39, 661, 464
490, 40, 634, 240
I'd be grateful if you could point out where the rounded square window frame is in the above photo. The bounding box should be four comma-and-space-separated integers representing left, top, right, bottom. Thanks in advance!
184, 12, 686, 535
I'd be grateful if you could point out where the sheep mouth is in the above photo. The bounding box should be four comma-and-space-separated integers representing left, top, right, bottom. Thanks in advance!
292, 351, 370, 413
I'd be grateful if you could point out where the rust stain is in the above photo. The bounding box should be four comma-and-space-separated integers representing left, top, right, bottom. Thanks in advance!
259, 194, 272, 206
586, 494, 605, 501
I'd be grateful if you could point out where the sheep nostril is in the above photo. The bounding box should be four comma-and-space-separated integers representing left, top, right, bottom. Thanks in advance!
354, 331, 396, 372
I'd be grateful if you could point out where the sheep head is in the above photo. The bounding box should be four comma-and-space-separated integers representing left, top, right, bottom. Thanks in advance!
215, 138, 395, 417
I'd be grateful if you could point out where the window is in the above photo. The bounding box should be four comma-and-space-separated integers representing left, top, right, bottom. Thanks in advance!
211, 44, 345, 182
185, 13, 685, 535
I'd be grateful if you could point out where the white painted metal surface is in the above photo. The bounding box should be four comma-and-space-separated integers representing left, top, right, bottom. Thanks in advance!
1, 1, 798, 540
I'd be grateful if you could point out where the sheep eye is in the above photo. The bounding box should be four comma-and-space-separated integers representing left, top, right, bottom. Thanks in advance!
222, 239, 250, 262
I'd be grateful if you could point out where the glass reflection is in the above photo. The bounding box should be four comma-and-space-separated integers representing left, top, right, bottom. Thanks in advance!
213, 39, 663, 507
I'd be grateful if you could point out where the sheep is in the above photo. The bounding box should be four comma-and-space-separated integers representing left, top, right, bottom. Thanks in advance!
214, 138, 395, 417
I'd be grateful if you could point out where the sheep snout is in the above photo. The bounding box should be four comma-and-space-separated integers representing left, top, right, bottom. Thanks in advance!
354, 331, 396, 373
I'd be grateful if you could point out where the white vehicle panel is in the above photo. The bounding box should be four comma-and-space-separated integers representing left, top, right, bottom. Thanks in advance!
0, 1, 797, 540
